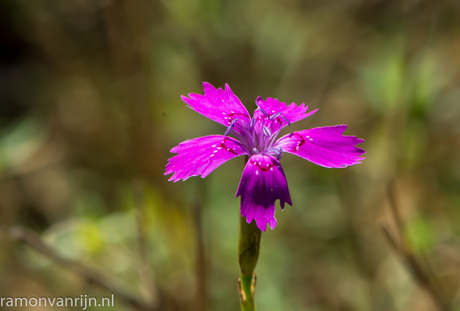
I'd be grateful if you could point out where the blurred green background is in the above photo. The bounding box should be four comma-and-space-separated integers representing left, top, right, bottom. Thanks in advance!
1, 0, 460, 310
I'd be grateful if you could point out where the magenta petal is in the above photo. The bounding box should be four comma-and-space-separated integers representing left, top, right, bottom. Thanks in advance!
236, 154, 292, 231
181, 82, 251, 132
165, 135, 247, 182
254, 97, 318, 131
277, 125, 365, 168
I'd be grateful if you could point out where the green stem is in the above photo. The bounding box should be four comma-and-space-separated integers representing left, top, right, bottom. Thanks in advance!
238, 215, 262, 311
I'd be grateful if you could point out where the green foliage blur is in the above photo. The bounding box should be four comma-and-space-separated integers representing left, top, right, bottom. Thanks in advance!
1, 0, 460, 310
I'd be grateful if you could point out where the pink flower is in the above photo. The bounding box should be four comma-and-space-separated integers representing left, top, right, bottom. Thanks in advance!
165, 82, 365, 231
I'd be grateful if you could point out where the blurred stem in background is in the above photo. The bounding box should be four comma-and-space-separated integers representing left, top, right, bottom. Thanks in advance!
238, 216, 261, 311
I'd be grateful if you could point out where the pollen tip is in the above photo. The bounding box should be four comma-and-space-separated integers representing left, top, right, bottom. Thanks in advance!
280, 114, 291, 126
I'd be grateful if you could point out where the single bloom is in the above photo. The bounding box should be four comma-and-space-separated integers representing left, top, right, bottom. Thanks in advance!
165, 82, 365, 231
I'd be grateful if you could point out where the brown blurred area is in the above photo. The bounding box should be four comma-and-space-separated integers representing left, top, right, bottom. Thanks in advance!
1, 0, 460, 310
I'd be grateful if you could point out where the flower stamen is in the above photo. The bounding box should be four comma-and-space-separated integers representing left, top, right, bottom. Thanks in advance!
225, 118, 238, 136
269, 112, 281, 120
257, 106, 269, 118
280, 114, 290, 126
262, 126, 271, 137
267, 147, 283, 160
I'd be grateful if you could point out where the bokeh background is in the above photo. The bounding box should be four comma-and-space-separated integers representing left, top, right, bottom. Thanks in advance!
1, 0, 460, 310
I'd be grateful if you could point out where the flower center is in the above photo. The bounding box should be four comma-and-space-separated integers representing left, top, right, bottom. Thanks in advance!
225, 107, 289, 160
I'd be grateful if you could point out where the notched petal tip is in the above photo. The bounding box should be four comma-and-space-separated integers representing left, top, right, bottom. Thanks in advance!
202, 81, 217, 94
237, 154, 292, 231
278, 125, 366, 168
254, 97, 318, 127
165, 135, 247, 182
245, 212, 277, 232
181, 82, 251, 129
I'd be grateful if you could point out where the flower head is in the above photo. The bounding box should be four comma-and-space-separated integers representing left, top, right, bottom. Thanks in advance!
165, 82, 365, 231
